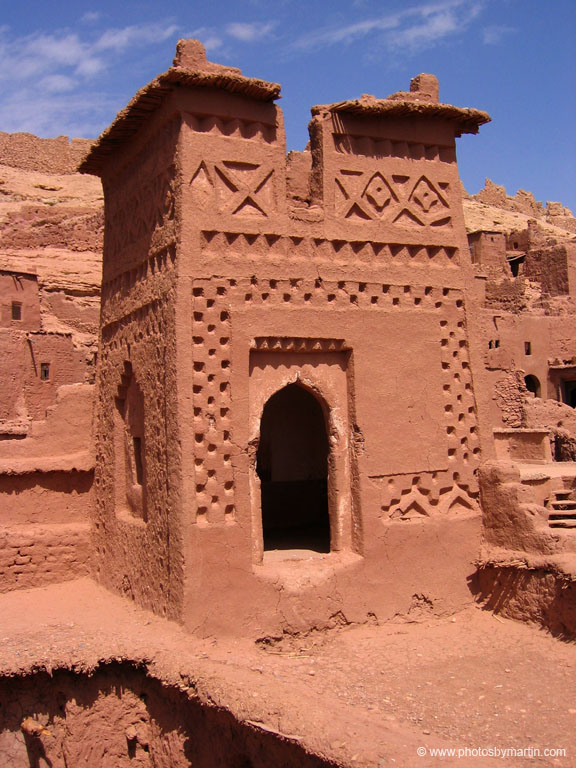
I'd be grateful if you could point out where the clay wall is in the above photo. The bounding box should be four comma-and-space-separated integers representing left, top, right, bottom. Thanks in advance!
0, 132, 93, 175
477, 309, 576, 432
80, 44, 498, 635
0, 270, 41, 330
467, 231, 508, 277
0, 131, 101, 597
0, 329, 87, 422
524, 244, 573, 296
0, 384, 94, 591
92, 97, 183, 621
168, 74, 487, 634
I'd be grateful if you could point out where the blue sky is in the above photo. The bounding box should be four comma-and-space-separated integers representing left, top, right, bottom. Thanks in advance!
1, 0, 574, 211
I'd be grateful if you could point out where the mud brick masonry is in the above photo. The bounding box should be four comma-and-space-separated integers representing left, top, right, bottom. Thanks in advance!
73, 40, 495, 635
2, 39, 575, 639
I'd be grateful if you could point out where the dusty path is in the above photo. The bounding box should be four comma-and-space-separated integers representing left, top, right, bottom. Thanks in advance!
0, 578, 573, 767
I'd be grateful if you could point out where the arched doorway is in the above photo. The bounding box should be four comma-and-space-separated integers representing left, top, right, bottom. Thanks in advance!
524, 374, 541, 398
256, 383, 330, 552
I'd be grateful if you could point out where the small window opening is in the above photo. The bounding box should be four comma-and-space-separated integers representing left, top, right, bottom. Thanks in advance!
494, 339, 500, 348
524, 375, 541, 398
11, 301, 22, 321
133, 437, 143, 485
524, 341, 532, 355
114, 363, 147, 522
513, 242, 519, 249
488, 340, 493, 349
509, 254, 525, 278
257, 384, 330, 553
40, 363, 50, 381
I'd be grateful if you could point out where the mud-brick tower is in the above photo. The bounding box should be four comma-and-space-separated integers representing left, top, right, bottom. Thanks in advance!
81, 41, 490, 636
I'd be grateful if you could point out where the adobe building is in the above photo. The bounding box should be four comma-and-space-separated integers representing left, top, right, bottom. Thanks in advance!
0, 267, 94, 592
77, 39, 497, 636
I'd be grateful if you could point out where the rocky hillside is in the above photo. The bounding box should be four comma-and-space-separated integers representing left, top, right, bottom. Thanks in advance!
463, 177, 576, 238
0, 133, 103, 357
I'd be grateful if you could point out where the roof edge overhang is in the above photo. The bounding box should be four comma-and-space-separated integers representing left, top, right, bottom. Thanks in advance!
78, 66, 282, 176
311, 98, 491, 136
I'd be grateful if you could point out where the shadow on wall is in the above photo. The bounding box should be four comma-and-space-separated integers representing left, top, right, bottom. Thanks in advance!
471, 566, 576, 641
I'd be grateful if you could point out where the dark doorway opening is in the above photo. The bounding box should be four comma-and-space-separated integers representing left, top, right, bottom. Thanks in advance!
524, 374, 541, 398
562, 380, 576, 408
257, 384, 330, 553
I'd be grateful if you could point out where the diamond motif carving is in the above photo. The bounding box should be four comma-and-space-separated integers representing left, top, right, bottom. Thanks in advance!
335, 169, 451, 228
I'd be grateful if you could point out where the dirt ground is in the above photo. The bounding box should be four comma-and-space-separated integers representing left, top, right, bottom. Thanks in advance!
0, 578, 574, 767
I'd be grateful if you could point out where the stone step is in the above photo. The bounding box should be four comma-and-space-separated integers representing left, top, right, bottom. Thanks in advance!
549, 520, 576, 528
549, 500, 576, 509
549, 512, 576, 520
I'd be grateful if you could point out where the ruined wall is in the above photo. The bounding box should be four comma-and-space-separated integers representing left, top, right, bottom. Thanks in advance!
472, 178, 545, 218
468, 231, 508, 277
0, 663, 337, 768
92, 100, 183, 621
524, 244, 576, 296
0, 132, 93, 174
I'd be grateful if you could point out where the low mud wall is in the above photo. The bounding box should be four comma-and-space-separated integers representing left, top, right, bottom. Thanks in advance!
475, 565, 576, 639
0, 661, 337, 768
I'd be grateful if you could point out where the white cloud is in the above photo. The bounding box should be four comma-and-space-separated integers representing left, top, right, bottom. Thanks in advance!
0, 21, 180, 137
0, 89, 115, 138
225, 21, 276, 42
482, 24, 514, 45
293, 0, 484, 54
81, 11, 101, 25
204, 36, 224, 52
75, 57, 106, 77
93, 22, 178, 52
38, 74, 76, 93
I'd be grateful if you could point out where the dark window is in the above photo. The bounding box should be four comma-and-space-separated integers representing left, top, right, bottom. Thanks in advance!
11, 302, 22, 321
524, 342, 532, 355
133, 437, 143, 485
257, 384, 330, 553
40, 363, 50, 381
525, 375, 541, 398
562, 381, 576, 408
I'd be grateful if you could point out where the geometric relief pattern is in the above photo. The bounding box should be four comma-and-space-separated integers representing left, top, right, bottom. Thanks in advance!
201, 231, 458, 266
191, 160, 275, 218
387, 482, 479, 522
190, 275, 478, 527
191, 281, 235, 527
186, 112, 276, 143
374, 291, 480, 523
335, 169, 451, 228
332, 133, 456, 164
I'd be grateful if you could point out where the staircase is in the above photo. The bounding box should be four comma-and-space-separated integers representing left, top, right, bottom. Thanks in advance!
547, 490, 576, 529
